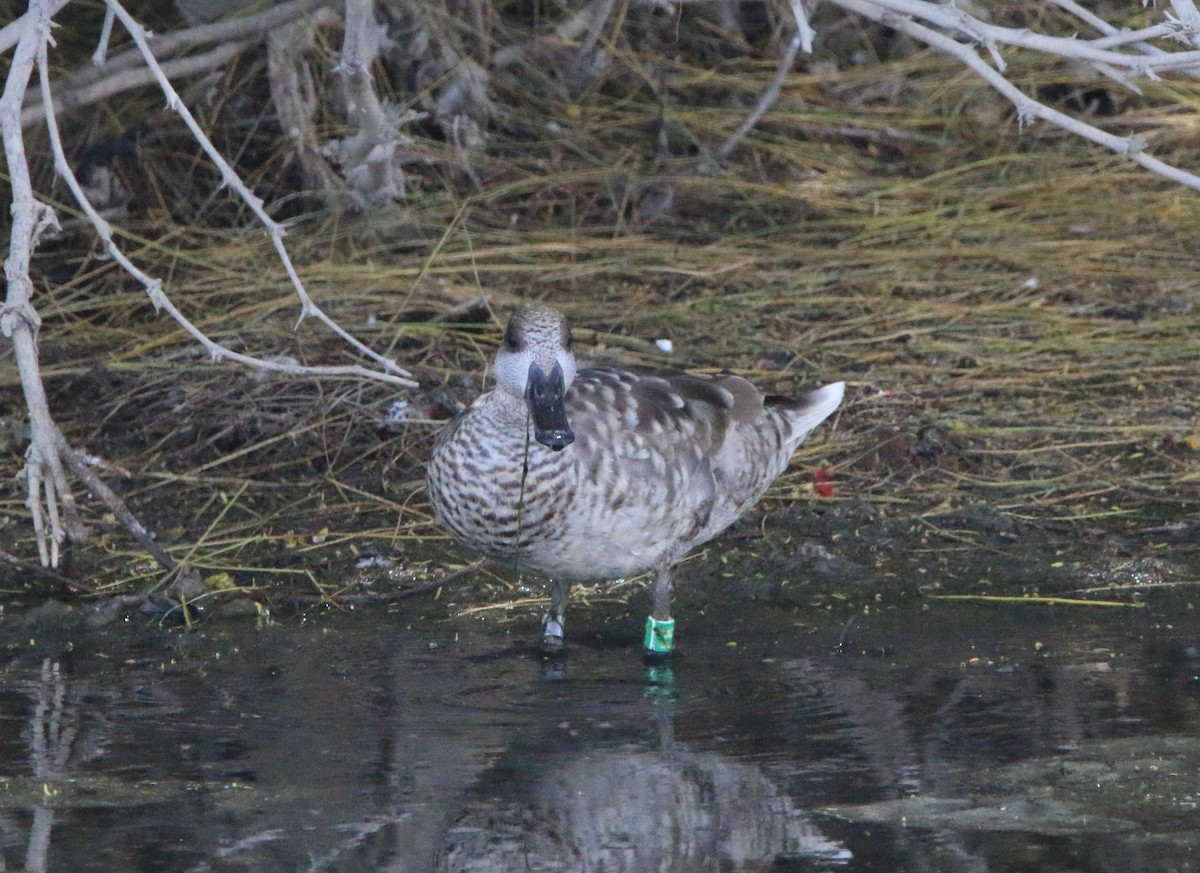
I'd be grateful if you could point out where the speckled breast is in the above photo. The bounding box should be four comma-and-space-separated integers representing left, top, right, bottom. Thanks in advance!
427, 410, 577, 562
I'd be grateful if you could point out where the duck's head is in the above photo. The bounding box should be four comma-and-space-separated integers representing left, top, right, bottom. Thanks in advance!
493, 304, 577, 451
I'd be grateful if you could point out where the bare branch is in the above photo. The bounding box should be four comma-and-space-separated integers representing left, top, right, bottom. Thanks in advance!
23, 39, 251, 127
1040, 0, 1198, 71
100, 0, 416, 385
330, 0, 410, 203
1169, 0, 1200, 48
35, 23, 414, 389
855, 0, 1200, 72
91, 5, 115, 65
21, 0, 335, 127
1045, 0, 1121, 36
828, 0, 1200, 193
791, 0, 816, 55
1088, 25, 1180, 51
0, 0, 69, 55
55, 431, 181, 575
2, 0, 79, 567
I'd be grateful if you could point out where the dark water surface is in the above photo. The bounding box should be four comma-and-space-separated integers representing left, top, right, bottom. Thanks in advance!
1, 596, 1197, 872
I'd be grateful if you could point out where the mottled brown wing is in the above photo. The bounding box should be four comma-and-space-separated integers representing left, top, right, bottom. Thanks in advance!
566, 367, 739, 464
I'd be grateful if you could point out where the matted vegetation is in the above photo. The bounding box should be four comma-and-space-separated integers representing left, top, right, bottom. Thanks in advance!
2, 1, 1198, 620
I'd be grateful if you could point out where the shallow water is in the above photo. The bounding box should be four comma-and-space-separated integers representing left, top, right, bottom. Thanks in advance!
0, 594, 1197, 872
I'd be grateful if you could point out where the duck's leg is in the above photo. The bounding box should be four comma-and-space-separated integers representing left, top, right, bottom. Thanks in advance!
643, 563, 676, 658
540, 577, 571, 655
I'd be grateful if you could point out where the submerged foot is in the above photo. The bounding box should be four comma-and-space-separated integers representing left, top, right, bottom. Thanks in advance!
642, 647, 674, 666
540, 616, 566, 657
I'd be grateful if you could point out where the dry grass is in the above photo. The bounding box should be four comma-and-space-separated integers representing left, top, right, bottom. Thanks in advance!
2, 2, 1198, 609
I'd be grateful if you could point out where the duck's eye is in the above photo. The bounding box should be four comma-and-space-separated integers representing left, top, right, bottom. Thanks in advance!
503, 322, 522, 352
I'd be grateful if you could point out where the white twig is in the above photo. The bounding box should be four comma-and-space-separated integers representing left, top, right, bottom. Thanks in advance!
92, 6, 114, 66
1046, 0, 1185, 69
791, 0, 816, 55
1169, 0, 1200, 48
1045, 0, 1118, 36
0, 0, 69, 55
101, 0, 416, 386
1088, 25, 1179, 51
1091, 61, 1144, 97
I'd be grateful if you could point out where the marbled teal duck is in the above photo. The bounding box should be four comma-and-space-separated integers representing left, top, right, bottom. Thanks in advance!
427, 304, 844, 657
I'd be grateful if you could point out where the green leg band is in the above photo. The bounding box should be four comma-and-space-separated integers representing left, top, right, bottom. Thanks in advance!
644, 616, 675, 654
